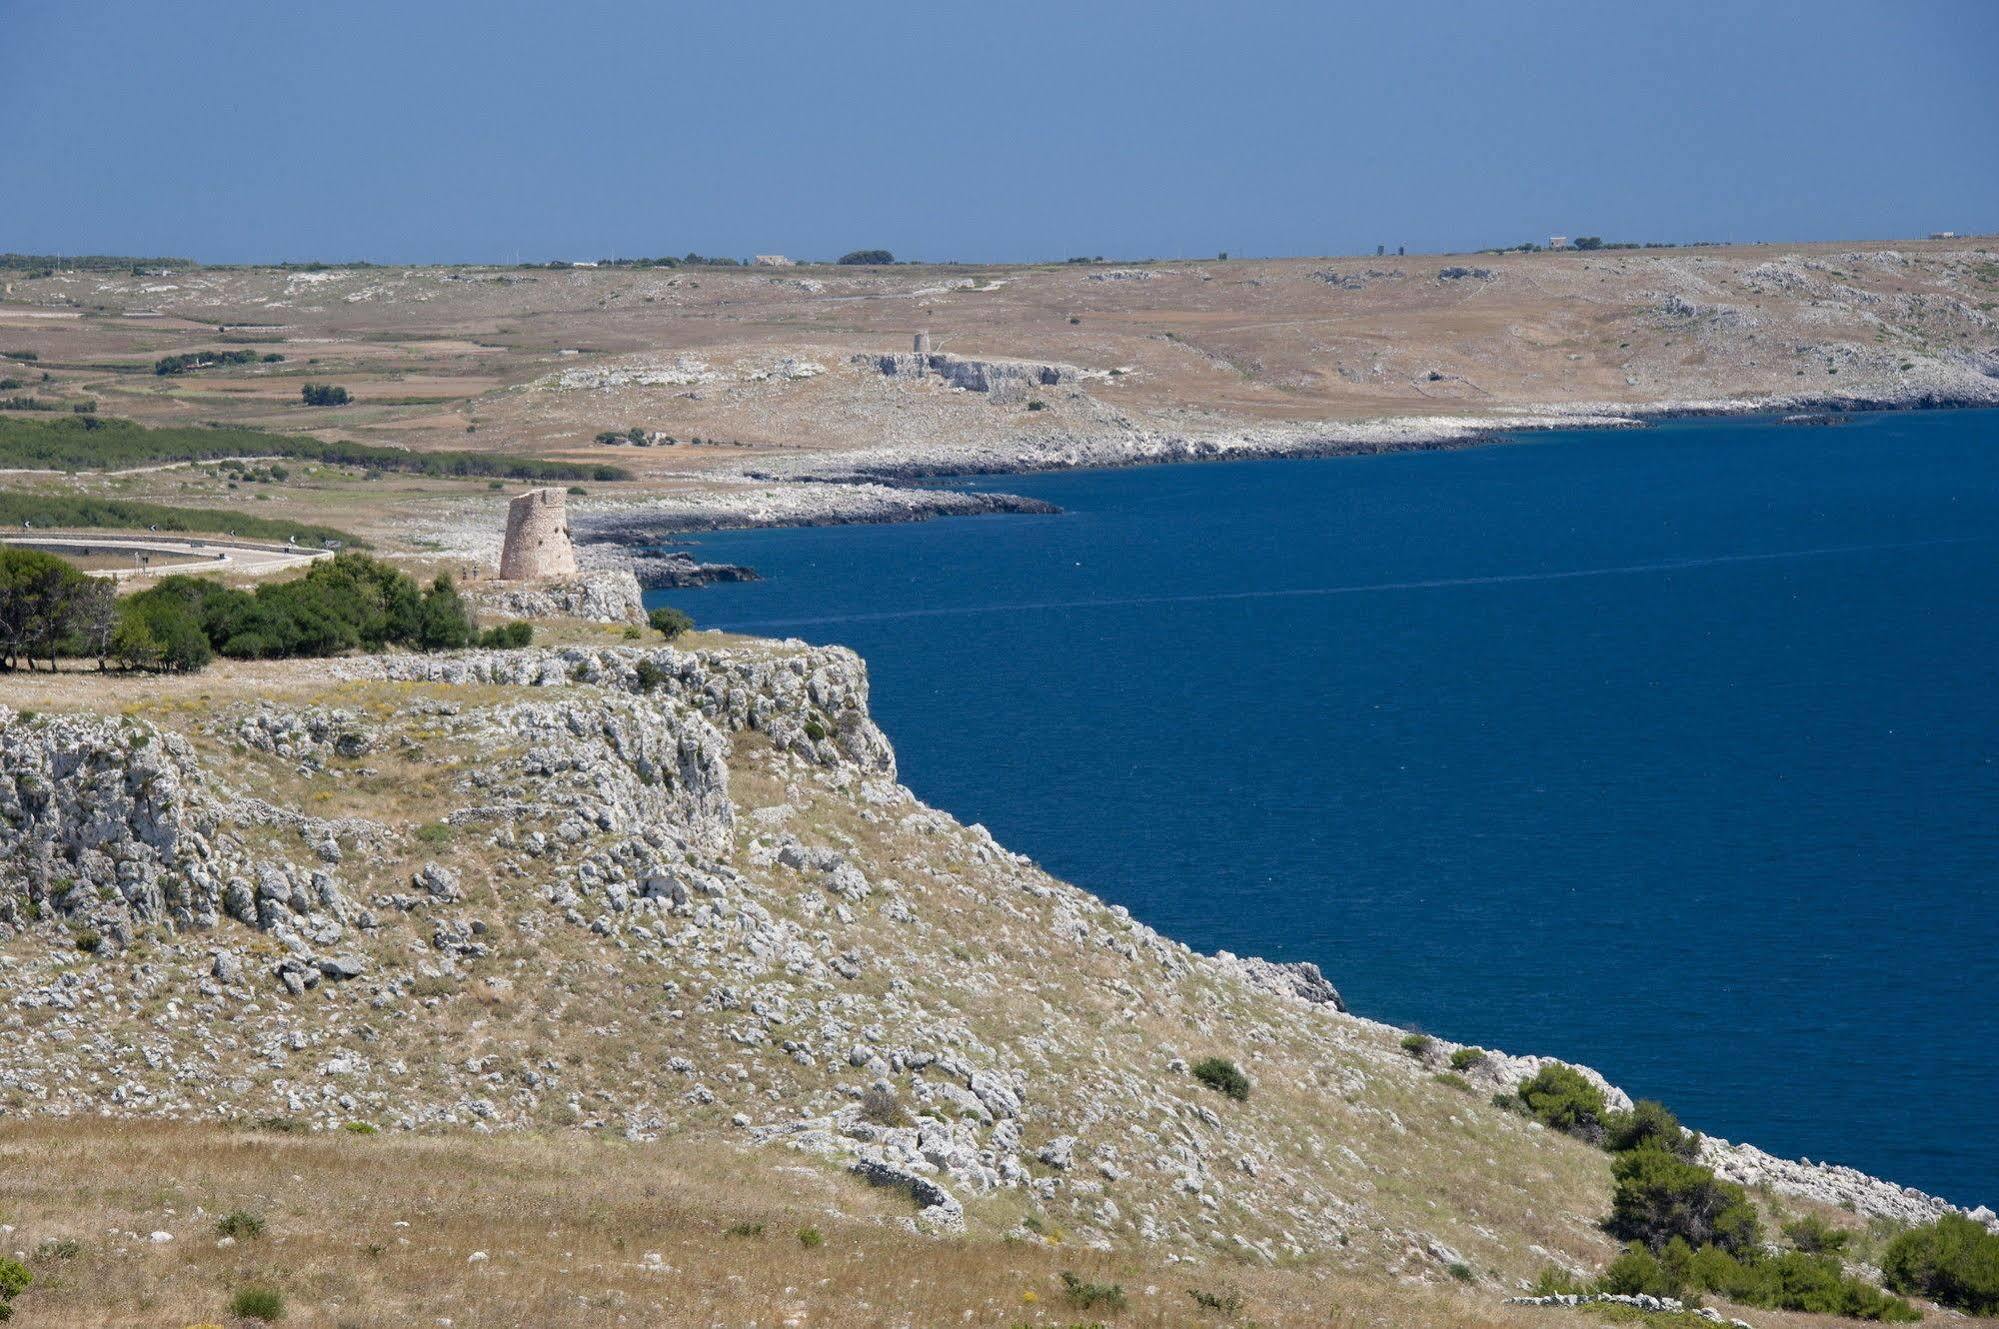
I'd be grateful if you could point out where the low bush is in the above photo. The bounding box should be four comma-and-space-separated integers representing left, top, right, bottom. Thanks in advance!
1882, 1213, 1999, 1314
1689, 1244, 1917, 1321
215, 1210, 265, 1239
1782, 1213, 1852, 1255
1060, 1271, 1126, 1311
113, 554, 480, 669
1448, 1046, 1486, 1071
649, 606, 693, 640
0, 1257, 28, 1315
724, 1221, 765, 1238
230, 1283, 286, 1322
476, 621, 533, 649
1187, 1283, 1244, 1315
300, 382, 350, 407
1516, 1064, 1608, 1140
796, 1226, 824, 1249
1399, 1032, 1433, 1058
1607, 1144, 1761, 1255
1191, 1056, 1250, 1102
1603, 1099, 1700, 1159
857, 1086, 908, 1126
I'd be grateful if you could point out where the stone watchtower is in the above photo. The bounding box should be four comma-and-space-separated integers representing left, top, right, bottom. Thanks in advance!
498, 487, 579, 581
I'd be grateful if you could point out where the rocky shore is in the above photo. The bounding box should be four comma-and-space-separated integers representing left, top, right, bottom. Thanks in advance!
0, 641, 1987, 1262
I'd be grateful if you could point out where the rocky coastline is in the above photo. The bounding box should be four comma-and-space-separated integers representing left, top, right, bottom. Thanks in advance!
560, 389, 1999, 564
0, 641, 1988, 1248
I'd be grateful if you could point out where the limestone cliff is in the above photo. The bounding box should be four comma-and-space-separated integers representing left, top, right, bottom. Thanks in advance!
0, 644, 1986, 1280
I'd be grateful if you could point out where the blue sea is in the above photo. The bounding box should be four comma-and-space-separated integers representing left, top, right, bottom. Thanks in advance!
648, 409, 1999, 1205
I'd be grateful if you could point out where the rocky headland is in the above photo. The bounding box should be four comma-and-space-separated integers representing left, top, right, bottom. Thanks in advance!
1, 640, 1987, 1278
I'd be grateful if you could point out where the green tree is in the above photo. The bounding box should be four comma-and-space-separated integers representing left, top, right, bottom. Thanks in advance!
1607, 1143, 1761, 1255
1516, 1064, 1608, 1139
1882, 1213, 1999, 1314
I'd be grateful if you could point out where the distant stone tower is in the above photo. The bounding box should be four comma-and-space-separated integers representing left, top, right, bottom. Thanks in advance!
498, 487, 579, 581
913, 330, 930, 355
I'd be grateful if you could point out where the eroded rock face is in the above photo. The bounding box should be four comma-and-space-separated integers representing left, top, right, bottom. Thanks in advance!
343, 645, 896, 778
467, 570, 647, 626
0, 709, 350, 948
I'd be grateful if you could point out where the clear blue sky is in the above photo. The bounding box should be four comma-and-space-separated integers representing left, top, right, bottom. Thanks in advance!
4, 0, 1994, 264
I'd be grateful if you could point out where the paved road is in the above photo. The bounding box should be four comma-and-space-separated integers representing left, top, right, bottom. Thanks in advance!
0, 533, 332, 580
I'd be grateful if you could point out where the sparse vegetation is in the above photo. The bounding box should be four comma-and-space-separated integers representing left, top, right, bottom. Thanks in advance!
215, 1210, 265, 1240
1399, 1032, 1434, 1058
229, 1283, 285, 1322
1060, 1271, 1127, 1311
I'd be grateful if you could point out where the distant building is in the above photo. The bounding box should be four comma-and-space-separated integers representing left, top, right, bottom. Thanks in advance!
753, 254, 795, 266
1929, 231, 1957, 240
1549, 235, 1570, 250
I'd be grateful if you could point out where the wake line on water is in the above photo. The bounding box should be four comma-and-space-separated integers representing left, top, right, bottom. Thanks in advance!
706, 535, 1991, 631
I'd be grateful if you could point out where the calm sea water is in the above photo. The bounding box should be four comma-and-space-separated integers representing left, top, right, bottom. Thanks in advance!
648, 410, 1999, 1205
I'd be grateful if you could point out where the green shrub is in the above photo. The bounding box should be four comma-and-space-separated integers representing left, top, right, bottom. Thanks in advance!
1448, 1047, 1486, 1071
215, 1210, 265, 1239
796, 1226, 824, 1249
1608, 1144, 1761, 1254
1882, 1213, 1999, 1314
72, 929, 102, 953
0, 414, 626, 480
1782, 1213, 1852, 1256
1187, 1283, 1244, 1314
1060, 1271, 1127, 1311
114, 553, 481, 669
476, 620, 533, 649
1603, 1099, 1700, 1159
1190, 1056, 1250, 1102
634, 658, 669, 692
1516, 1064, 1608, 1140
342, 1120, 378, 1135
1532, 1265, 1591, 1297
837, 249, 894, 265
1399, 1033, 1434, 1058
1433, 1072, 1474, 1094
300, 382, 350, 407
1599, 1242, 1683, 1298
724, 1221, 765, 1238
1688, 1245, 1917, 1321
0, 1258, 27, 1302
230, 1283, 286, 1321
649, 606, 693, 640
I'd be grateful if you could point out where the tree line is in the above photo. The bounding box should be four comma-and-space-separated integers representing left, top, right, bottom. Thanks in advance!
0, 416, 630, 481
0, 549, 526, 674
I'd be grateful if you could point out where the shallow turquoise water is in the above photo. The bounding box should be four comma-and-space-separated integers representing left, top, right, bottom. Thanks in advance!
649, 409, 1999, 1204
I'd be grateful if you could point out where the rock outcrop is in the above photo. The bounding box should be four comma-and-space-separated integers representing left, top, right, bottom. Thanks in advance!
467, 569, 648, 625
0, 641, 1986, 1274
